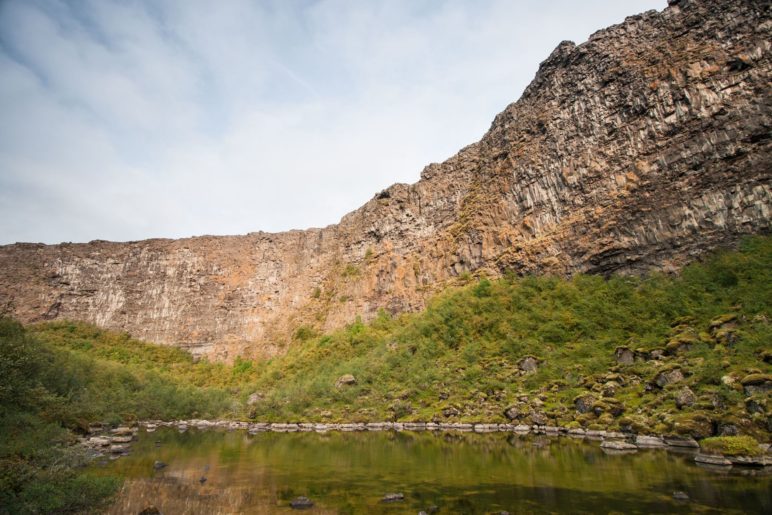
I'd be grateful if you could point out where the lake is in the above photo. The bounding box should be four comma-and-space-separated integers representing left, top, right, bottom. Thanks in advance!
98, 428, 770, 514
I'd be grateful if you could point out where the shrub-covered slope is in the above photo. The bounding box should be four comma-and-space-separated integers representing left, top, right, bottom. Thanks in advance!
241, 237, 771, 439
1, 237, 769, 512
0, 319, 245, 513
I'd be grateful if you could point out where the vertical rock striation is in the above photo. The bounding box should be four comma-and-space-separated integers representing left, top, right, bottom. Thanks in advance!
1, 0, 770, 360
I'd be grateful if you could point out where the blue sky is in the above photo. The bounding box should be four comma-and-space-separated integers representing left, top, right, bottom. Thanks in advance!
0, 0, 663, 244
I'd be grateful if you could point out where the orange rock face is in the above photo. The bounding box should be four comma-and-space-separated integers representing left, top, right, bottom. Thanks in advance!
1, 0, 770, 361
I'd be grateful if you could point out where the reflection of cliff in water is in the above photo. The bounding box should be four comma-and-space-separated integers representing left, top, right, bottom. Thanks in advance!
98, 428, 771, 514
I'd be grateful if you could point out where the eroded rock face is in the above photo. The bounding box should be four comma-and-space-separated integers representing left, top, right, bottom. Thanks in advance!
0, 0, 770, 360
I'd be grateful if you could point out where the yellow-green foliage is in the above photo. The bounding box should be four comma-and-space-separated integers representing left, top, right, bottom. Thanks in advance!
243, 237, 772, 426
700, 436, 762, 456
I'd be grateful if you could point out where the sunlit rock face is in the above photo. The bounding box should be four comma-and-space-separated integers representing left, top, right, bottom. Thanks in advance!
1, 0, 769, 360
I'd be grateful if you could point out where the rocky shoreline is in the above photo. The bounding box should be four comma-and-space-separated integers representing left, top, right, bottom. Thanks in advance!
81, 419, 771, 471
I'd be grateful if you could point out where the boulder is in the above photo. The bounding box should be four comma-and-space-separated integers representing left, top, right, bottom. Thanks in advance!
382, 493, 405, 503
728, 455, 771, 466
600, 440, 637, 451
574, 394, 596, 414
518, 356, 539, 374
649, 349, 665, 360
531, 412, 548, 426
442, 406, 460, 418
153, 460, 167, 470
614, 347, 635, 365
664, 435, 699, 448
740, 374, 771, 395
635, 435, 665, 448
675, 387, 696, 409
335, 374, 357, 388
112, 426, 133, 436
721, 375, 736, 386
654, 368, 684, 388
745, 397, 766, 415
504, 405, 528, 421
694, 454, 732, 466
138, 507, 162, 515
88, 436, 111, 447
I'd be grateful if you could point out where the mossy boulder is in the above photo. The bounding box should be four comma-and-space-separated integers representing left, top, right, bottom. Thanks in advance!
665, 331, 698, 355
573, 394, 596, 414
503, 404, 530, 421
709, 314, 737, 330
671, 412, 714, 439
592, 398, 625, 417
700, 436, 762, 456
674, 386, 696, 409
740, 373, 772, 395
335, 374, 357, 388
518, 356, 540, 374
654, 368, 685, 388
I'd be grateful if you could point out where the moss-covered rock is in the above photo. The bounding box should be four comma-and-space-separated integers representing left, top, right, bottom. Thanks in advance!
573, 394, 596, 414
700, 435, 762, 456
674, 386, 696, 409
740, 374, 772, 395
654, 368, 685, 388
614, 347, 635, 365
671, 412, 714, 439
709, 314, 737, 330
665, 331, 698, 355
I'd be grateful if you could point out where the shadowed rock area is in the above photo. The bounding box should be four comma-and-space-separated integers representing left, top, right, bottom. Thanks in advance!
1, 0, 770, 360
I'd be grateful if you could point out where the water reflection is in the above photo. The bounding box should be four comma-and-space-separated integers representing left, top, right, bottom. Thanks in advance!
98, 429, 770, 514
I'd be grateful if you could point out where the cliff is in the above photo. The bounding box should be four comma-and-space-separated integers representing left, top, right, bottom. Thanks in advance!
1, 0, 770, 360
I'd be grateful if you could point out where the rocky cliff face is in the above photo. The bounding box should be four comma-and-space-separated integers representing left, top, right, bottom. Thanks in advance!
1, 0, 770, 360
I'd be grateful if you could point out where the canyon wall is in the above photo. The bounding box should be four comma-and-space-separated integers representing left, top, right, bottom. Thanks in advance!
1, 0, 770, 360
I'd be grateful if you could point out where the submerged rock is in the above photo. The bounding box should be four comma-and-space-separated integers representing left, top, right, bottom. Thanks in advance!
694, 454, 732, 466
290, 496, 314, 509
672, 491, 690, 501
635, 435, 665, 448
600, 440, 637, 451
664, 435, 699, 448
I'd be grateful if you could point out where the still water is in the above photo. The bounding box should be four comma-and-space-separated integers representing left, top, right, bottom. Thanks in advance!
98, 428, 770, 514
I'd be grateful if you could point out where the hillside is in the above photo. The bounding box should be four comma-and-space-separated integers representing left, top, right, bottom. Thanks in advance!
2, 237, 770, 512
1, 0, 770, 361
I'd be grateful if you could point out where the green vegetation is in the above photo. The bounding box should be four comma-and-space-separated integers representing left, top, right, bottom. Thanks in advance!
1, 237, 770, 511
700, 436, 763, 456
341, 263, 360, 278
0, 320, 255, 514
242, 237, 771, 440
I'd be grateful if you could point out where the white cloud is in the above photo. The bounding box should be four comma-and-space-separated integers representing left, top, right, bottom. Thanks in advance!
0, 0, 664, 244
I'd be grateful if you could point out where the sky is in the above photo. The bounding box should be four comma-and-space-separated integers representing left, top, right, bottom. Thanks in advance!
0, 0, 663, 245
